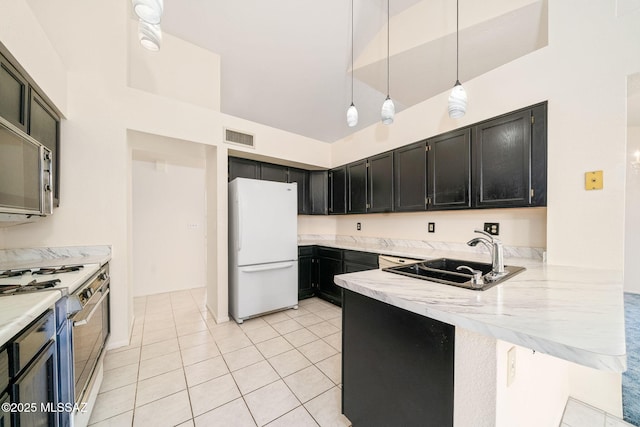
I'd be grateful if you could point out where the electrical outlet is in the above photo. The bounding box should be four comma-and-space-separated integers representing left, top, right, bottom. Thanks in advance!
428, 222, 435, 233
507, 346, 516, 387
484, 222, 500, 236
356, 222, 361, 231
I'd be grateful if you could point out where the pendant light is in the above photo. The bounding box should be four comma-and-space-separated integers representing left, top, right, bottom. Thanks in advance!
132, 0, 163, 25
347, 0, 358, 127
448, 0, 467, 118
381, 0, 395, 125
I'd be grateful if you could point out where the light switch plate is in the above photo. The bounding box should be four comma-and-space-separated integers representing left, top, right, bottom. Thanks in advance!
585, 170, 603, 190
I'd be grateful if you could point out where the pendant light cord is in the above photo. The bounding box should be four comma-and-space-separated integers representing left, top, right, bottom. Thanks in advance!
387, 0, 390, 96
456, 0, 459, 83
351, 0, 354, 103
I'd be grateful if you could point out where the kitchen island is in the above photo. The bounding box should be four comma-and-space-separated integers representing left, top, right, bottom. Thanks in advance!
334, 256, 626, 427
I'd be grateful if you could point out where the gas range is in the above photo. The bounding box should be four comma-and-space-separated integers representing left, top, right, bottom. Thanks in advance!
0, 264, 102, 296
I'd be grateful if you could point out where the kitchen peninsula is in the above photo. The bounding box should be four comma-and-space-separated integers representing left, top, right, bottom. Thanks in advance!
333, 250, 626, 427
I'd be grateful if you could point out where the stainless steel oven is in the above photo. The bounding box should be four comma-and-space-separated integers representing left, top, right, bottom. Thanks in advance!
70, 265, 109, 405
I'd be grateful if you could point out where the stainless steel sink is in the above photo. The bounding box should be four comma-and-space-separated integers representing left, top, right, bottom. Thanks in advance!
382, 258, 525, 291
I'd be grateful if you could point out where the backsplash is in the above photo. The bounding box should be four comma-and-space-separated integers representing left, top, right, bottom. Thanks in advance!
298, 234, 545, 261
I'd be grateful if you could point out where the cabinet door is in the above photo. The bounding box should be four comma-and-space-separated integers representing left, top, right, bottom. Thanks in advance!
343, 289, 454, 427
29, 89, 60, 206
298, 255, 315, 299
309, 170, 328, 215
347, 160, 367, 214
0, 54, 28, 132
260, 163, 288, 182
473, 110, 531, 207
368, 152, 393, 213
288, 168, 310, 214
329, 166, 346, 214
428, 129, 471, 210
394, 140, 427, 212
228, 157, 260, 181
530, 103, 547, 206
317, 249, 343, 306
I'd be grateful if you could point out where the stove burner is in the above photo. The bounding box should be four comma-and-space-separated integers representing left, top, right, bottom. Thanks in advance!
0, 269, 31, 279
32, 265, 84, 275
0, 279, 61, 294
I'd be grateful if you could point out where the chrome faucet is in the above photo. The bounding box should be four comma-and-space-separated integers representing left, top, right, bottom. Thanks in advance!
467, 229, 505, 275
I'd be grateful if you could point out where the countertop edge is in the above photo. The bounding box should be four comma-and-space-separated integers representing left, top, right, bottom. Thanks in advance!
334, 275, 627, 372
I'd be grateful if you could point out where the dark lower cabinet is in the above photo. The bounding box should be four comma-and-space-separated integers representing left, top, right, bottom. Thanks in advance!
298, 246, 316, 299
473, 110, 531, 207
317, 248, 344, 306
394, 141, 427, 212
428, 129, 471, 210
342, 289, 454, 427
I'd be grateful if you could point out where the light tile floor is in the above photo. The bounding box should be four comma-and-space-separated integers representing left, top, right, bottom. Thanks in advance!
88, 289, 351, 427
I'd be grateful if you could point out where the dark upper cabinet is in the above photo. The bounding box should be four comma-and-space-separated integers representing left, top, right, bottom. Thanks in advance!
260, 163, 288, 182
309, 170, 328, 215
228, 157, 260, 181
530, 103, 547, 206
288, 167, 310, 214
347, 160, 367, 214
368, 152, 393, 213
473, 110, 531, 208
29, 89, 60, 206
329, 166, 346, 215
394, 140, 427, 212
428, 129, 471, 210
0, 53, 28, 132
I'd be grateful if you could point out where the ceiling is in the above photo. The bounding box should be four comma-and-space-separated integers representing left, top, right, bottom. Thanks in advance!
161, 0, 548, 142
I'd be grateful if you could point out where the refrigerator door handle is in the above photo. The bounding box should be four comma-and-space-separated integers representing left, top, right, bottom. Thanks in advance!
236, 194, 242, 252
241, 261, 295, 273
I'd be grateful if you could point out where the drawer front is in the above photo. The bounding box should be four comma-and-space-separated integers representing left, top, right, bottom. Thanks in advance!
343, 250, 378, 267
10, 310, 55, 377
317, 247, 343, 260
298, 246, 315, 257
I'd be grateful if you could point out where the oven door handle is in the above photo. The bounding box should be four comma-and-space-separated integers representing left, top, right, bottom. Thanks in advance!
73, 288, 109, 327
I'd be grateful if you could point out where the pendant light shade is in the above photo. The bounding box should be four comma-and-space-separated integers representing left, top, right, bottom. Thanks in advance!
132, 0, 164, 25
381, 96, 395, 125
347, 0, 358, 127
381, 0, 394, 125
138, 20, 162, 51
448, 81, 467, 119
448, 0, 466, 118
347, 103, 359, 127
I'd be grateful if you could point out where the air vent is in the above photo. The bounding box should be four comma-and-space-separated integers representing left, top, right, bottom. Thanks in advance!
224, 128, 255, 148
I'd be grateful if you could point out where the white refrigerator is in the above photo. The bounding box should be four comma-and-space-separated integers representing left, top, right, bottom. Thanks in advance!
228, 178, 298, 323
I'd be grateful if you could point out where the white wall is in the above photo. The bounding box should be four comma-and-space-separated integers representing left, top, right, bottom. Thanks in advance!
334, 1, 640, 271
131, 142, 206, 297
0, 0, 331, 346
625, 126, 640, 293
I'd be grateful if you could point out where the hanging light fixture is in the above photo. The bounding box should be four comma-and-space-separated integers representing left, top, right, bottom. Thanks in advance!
133, 0, 163, 51
132, 0, 164, 25
381, 0, 395, 124
347, 0, 358, 127
448, 0, 467, 118
138, 20, 162, 51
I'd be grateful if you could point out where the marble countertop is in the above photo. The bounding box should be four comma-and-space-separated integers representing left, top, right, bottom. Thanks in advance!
334, 262, 626, 372
0, 245, 111, 346
0, 291, 61, 345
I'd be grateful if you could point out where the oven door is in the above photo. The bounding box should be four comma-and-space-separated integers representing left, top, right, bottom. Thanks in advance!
71, 284, 109, 404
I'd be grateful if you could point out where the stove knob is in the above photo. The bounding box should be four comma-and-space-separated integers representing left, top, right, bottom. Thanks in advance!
99, 272, 109, 281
